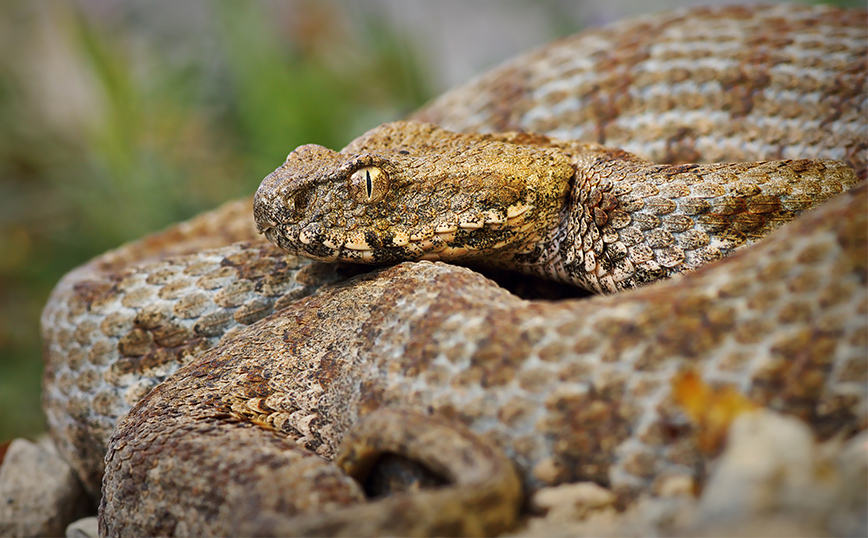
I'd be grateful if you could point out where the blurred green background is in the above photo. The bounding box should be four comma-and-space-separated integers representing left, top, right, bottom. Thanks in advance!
0, 0, 856, 442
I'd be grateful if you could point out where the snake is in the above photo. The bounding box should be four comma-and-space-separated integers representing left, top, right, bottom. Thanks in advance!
38, 4, 866, 536
254, 120, 857, 293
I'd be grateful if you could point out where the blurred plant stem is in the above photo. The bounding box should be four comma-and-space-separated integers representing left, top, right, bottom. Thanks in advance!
0, 0, 431, 441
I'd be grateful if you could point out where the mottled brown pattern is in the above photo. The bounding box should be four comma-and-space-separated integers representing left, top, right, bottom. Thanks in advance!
102, 185, 866, 535
256, 122, 858, 293
36, 4, 867, 537
41, 239, 350, 495
416, 5, 867, 178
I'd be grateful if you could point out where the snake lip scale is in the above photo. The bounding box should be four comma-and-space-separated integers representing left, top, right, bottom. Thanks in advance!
37, 4, 867, 537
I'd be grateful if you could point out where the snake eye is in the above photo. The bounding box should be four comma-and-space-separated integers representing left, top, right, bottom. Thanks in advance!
348, 166, 388, 204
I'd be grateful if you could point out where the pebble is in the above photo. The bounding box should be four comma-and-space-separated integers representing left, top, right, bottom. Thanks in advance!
66, 516, 99, 538
0, 437, 93, 537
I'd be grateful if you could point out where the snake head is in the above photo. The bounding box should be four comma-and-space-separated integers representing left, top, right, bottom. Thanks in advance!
254, 121, 573, 264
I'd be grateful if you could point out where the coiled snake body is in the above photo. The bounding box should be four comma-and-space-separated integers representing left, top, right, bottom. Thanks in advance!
40, 5, 866, 536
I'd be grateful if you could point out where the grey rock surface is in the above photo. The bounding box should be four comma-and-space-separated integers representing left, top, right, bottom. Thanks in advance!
66, 516, 99, 538
0, 437, 92, 538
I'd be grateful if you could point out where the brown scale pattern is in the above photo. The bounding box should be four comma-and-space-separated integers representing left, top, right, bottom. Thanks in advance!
41, 232, 352, 495
415, 4, 867, 178
256, 122, 859, 293
35, 4, 867, 537
101, 185, 866, 536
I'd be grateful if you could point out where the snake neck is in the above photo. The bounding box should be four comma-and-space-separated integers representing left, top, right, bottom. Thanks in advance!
559, 173, 666, 293
508, 146, 862, 294
508, 169, 637, 293
504, 145, 649, 293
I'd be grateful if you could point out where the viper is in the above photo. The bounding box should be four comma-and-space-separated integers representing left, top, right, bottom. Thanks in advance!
38, 5, 866, 536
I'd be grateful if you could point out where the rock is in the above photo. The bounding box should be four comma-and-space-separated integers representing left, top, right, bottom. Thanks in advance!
0, 437, 93, 537
66, 516, 99, 538
529, 481, 616, 521
689, 409, 867, 536
826, 431, 868, 537
652, 473, 695, 498
693, 409, 822, 523
511, 490, 693, 537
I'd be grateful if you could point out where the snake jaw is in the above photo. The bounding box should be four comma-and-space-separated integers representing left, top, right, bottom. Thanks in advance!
261, 204, 551, 265
283, 207, 552, 264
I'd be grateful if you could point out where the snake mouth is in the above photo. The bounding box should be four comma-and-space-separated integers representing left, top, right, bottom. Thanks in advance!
264, 208, 543, 266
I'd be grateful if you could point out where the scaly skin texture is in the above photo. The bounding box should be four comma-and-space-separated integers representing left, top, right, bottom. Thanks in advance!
255, 121, 858, 292
102, 184, 867, 536
414, 4, 867, 177
40, 199, 357, 496
36, 3, 867, 537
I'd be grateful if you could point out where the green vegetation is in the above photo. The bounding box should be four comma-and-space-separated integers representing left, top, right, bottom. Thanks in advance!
0, 0, 431, 441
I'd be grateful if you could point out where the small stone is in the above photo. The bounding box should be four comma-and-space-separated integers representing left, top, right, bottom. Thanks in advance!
530, 482, 616, 520
689, 409, 867, 536
530, 457, 560, 484
826, 431, 868, 537
693, 409, 816, 524
653, 473, 695, 498
0, 438, 93, 537
66, 516, 98, 538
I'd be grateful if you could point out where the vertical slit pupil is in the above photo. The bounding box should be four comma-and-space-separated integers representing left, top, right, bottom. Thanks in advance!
366, 170, 373, 199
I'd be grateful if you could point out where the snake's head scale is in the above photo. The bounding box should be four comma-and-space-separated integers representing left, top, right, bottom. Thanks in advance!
254, 121, 573, 264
